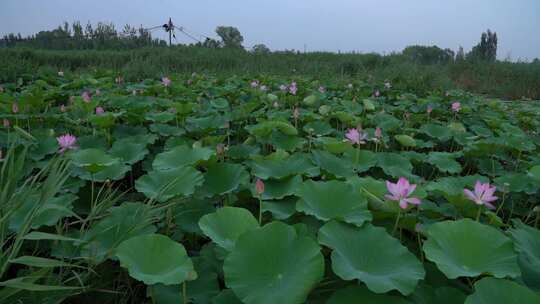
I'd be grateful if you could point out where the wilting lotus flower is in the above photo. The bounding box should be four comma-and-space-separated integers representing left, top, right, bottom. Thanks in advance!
385, 177, 421, 209
289, 81, 298, 95
273, 101, 279, 108
12, 103, 19, 113
384, 81, 392, 89
451, 102, 461, 112
464, 181, 498, 209
427, 105, 433, 114
250, 80, 259, 88
162, 77, 171, 87
293, 107, 300, 120
347, 83, 353, 89
255, 178, 265, 195
95, 107, 105, 115
56, 134, 78, 153
216, 143, 225, 156
95, 89, 101, 96
58, 71, 64, 77
187, 79, 193, 85
60, 104, 66, 112
319, 86, 326, 94
3, 119, 10, 128
279, 84, 288, 92
132, 90, 137, 96
375, 127, 382, 139
82, 92, 91, 103
345, 128, 368, 145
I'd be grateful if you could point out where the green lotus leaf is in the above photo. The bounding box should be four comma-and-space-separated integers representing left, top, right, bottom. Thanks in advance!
318, 221, 425, 295
303, 94, 319, 106
29, 136, 58, 161
464, 278, 540, 304
211, 290, 242, 304
343, 148, 378, 173
363, 99, 376, 111
374, 113, 401, 131
296, 180, 372, 227
395, 134, 416, 147
81, 202, 157, 262
109, 139, 149, 164
200, 163, 249, 196
494, 173, 538, 194
89, 112, 116, 128
327, 286, 413, 304
174, 199, 216, 234
250, 153, 319, 179
508, 220, 540, 290
246, 120, 298, 137
9, 193, 77, 231
211, 98, 230, 110
149, 123, 186, 137
145, 111, 176, 123
303, 121, 333, 136
153, 145, 213, 171
426, 152, 462, 174
420, 123, 452, 141
261, 197, 298, 220
69, 148, 119, 174
376, 153, 414, 178
135, 166, 204, 202
116, 234, 197, 285
250, 175, 302, 200
199, 207, 258, 251
311, 150, 354, 178
74, 162, 131, 182
529, 165, 540, 184
423, 219, 520, 279
223, 222, 324, 304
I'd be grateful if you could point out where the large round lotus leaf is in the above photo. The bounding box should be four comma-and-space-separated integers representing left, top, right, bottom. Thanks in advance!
199, 207, 258, 251
89, 112, 116, 128
311, 150, 354, 178
423, 219, 520, 279
246, 120, 298, 137
116, 234, 197, 285
316, 137, 350, 154
29, 136, 58, 161
376, 153, 414, 178
174, 199, 216, 234
223, 221, 324, 304
74, 162, 131, 182
296, 180, 372, 227
250, 153, 319, 179
109, 139, 149, 165
262, 197, 298, 220
153, 145, 213, 171
327, 286, 413, 304
303, 121, 333, 136
343, 149, 378, 173
494, 173, 538, 194
211, 290, 243, 304
135, 166, 204, 202
145, 111, 176, 123
420, 124, 452, 141
211, 98, 229, 110
509, 220, 540, 290
201, 163, 249, 195
250, 175, 302, 200
70, 148, 119, 173
529, 165, 540, 184
464, 278, 540, 304
426, 152, 462, 174
149, 123, 186, 137
318, 221, 425, 295
395, 134, 416, 147
9, 193, 77, 231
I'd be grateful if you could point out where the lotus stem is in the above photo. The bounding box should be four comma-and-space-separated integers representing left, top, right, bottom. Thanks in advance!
392, 210, 401, 236
182, 282, 187, 304
475, 207, 482, 222
258, 196, 262, 225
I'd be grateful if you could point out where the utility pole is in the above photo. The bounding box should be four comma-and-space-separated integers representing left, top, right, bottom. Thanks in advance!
168, 18, 173, 47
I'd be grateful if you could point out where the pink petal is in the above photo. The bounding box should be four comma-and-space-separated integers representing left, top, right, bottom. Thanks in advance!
484, 202, 496, 210
385, 194, 399, 201
463, 189, 477, 202
405, 197, 421, 205
399, 200, 408, 209
386, 181, 399, 197
474, 181, 484, 197
406, 184, 417, 197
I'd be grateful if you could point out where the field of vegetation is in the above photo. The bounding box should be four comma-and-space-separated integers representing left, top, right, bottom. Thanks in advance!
1, 71, 540, 303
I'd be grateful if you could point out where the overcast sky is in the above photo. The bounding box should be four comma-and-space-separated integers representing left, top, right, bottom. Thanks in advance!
1, 0, 539, 60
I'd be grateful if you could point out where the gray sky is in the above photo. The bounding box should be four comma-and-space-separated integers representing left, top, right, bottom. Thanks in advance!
1, 0, 539, 60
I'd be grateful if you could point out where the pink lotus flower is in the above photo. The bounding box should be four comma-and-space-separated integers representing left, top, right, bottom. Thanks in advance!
60, 104, 66, 112
464, 181, 498, 210
385, 177, 421, 209
250, 80, 259, 88
162, 77, 171, 87
3, 119, 10, 128
451, 102, 461, 112
427, 105, 433, 114
82, 92, 91, 103
255, 178, 265, 195
56, 134, 78, 153
12, 103, 19, 113
95, 107, 105, 115
345, 128, 368, 145
374, 90, 381, 97
289, 82, 297, 95
279, 84, 288, 92
319, 86, 326, 94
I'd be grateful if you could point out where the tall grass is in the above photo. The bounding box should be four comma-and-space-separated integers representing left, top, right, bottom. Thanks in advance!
1, 47, 539, 99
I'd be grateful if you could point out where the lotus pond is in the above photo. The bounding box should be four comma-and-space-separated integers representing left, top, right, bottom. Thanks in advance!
1, 73, 540, 303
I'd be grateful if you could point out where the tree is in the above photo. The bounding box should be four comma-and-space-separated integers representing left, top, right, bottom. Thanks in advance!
215, 26, 244, 49
252, 44, 270, 54
455, 46, 465, 62
467, 30, 497, 62
402, 45, 454, 64
200, 38, 221, 48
